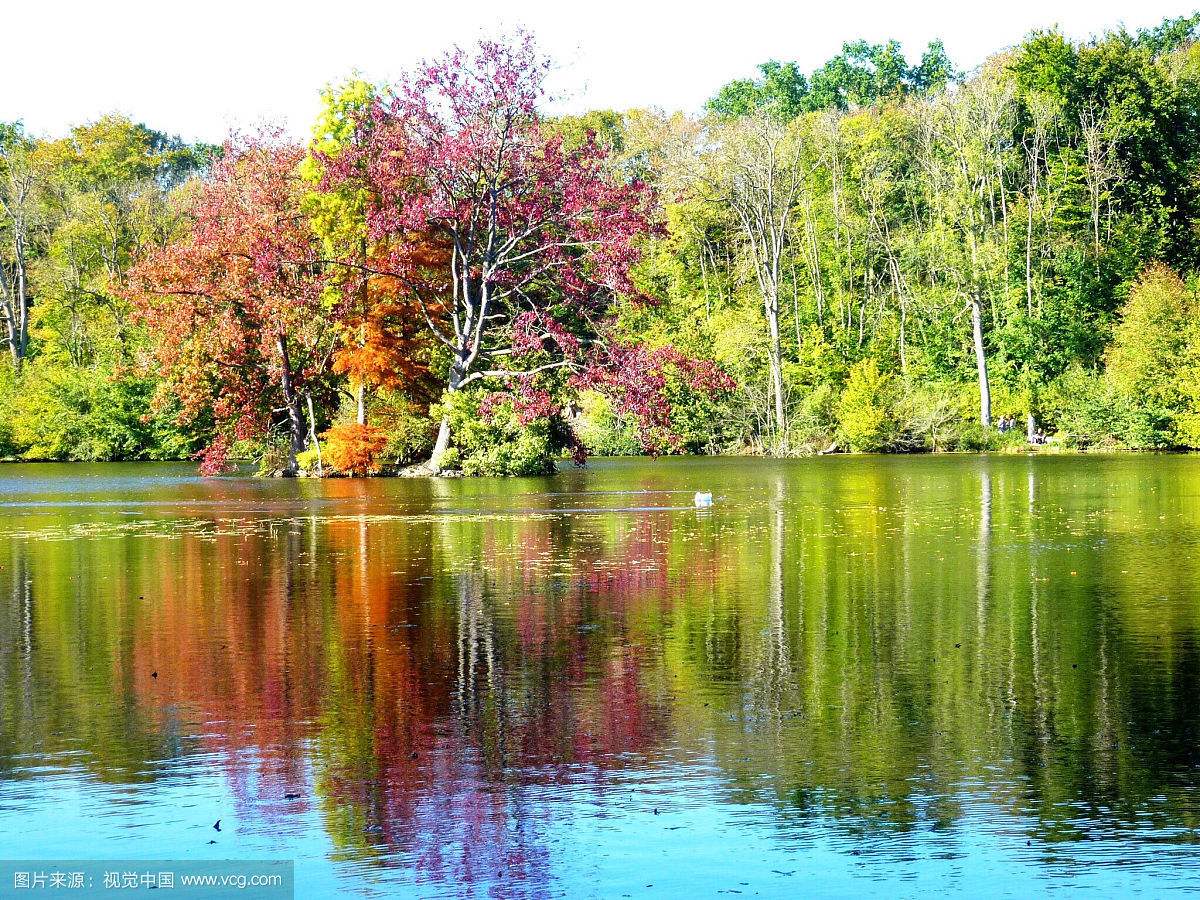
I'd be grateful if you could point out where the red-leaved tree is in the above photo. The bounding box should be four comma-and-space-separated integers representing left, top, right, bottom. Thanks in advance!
321, 35, 709, 470
128, 136, 337, 474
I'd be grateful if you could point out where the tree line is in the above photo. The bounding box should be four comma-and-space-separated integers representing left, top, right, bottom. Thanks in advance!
3, 15, 1200, 473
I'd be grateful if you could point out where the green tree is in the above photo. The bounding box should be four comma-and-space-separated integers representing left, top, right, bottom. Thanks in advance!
837, 357, 897, 451
0, 123, 41, 371
710, 39, 957, 121
709, 61, 810, 121
1105, 263, 1195, 445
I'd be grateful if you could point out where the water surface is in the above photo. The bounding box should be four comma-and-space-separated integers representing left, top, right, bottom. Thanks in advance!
2, 456, 1199, 897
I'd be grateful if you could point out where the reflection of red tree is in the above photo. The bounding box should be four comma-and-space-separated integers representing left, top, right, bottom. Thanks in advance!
130, 530, 326, 822
587, 648, 660, 759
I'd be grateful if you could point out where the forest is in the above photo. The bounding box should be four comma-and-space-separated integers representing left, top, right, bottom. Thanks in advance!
4, 14, 1200, 475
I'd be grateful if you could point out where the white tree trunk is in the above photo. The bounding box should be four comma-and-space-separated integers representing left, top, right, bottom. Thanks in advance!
971, 298, 991, 428
428, 416, 452, 473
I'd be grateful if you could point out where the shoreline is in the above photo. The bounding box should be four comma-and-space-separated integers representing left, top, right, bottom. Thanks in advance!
0, 444, 1192, 473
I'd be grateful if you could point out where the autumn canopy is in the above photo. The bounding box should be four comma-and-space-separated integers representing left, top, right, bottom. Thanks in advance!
127, 34, 730, 475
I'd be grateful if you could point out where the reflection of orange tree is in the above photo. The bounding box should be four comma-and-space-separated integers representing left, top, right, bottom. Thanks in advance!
303, 509, 701, 887
311, 518, 563, 894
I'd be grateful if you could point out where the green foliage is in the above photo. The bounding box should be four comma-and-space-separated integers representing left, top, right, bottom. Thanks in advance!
301, 79, 376, 255
546, 109, 628, 153
254, 434, 297, 477
709, 39, 956, 120
575, 376, 736, 456
369, 390, 436, 466
575, 391, 642, 456
665, 368, 740, 454
709, 61, 810, 122
1099, 264, 1200, 447
8, 364, 196, 461
1042, 365, 1159, 449
897, 381, 972, 451
0, 115, 212, 463
1135, 14, 1200, 53
837, 359, 898, 452
1106, 265, 1191, 405
644, 14, 1200, 460
0, 365, 17, 457
789, 382, 839, 450
295, 446, 322, 474
435, 390, 557, 477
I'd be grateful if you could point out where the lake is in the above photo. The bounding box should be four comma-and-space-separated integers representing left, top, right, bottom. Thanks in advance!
1, 455, 1199, 897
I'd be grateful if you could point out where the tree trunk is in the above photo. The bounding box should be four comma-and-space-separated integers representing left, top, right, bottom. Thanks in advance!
355, 381, 366, 426
427, 362, 465, 474
3, 326, 18, 374
1025, 192, 1035, 316
428, 416, 452, 473
970, 298, 991, 428
765, 295, 786, 451
307, 393, 323, 477
3, 247, 29, 375
277, 335, 307, 475
15, 251, 27, 370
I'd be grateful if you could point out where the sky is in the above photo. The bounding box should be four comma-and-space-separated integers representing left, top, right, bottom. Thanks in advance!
4, 0, 1197, 143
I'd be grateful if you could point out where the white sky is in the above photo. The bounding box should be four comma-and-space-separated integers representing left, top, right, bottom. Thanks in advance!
5, 0, 1197, 143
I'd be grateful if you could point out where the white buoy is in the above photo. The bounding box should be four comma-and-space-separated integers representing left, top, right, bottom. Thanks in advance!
693, 491, 713, 508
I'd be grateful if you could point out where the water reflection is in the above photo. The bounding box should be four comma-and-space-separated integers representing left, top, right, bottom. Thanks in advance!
1, 457, 1200, 895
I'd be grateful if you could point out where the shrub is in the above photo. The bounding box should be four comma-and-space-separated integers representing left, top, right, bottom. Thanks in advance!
788, 382, 839, 451
837, 359, 898, 452
897, 381, 959, 451
0, 366, 17, 458
10, 364, 198, 461
322, 423, 390, 476
955, 421, 996, 452
1043, 365, 1163, 449
254, 433, 296, 476
1099, 263, 1197, 447
435, 389, 557, 477
369, 391, 436, 465
437, 446, 461, 471
295, 446, 322, 474
1106, 264, 1192, 408
662, 369, 738, 453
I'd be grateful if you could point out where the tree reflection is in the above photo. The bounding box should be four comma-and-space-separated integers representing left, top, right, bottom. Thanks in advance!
2, 458, 1200, 891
